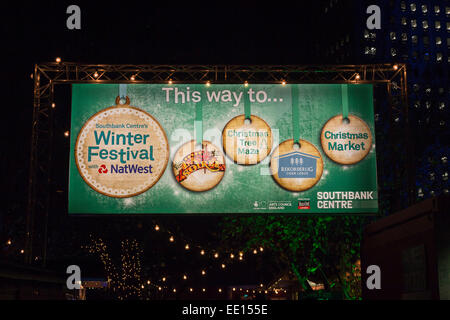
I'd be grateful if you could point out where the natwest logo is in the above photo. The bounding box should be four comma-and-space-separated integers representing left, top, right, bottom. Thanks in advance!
98, 164, 108, 174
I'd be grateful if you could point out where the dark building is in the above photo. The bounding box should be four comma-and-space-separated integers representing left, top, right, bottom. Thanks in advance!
312, 0, 449, 213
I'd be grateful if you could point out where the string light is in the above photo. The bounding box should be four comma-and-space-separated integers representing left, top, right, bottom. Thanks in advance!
51, 103, 56, 109
64, 131, 70, 137
218, 288, 222, 293
169, 236, 174, 242
173, 288, 176, 293
201, 270, 206, 275
230, 253, 234, 259
55, 57, 61, 63
7, 239, 11, 245
393, 64, 399, 70
221, 264, 226, 269
162, 277, 166, 282
190, 288, 193, 292
244, 81, 249, 87
154, 225, 160, 231
93, 71, 99, 78
185, 244, 190, 250
147, 280, 150, 285
281, 80, 286, 86
259, 246, 264, 252
206, 80, 211, 87
130, 75, 136, 81
158, 287, 162, 291
253, 249, 258, 254
202, 288, 206, 292
355, 73, 361, 80
168, 79, 173, 85
214, 253, 219, 259
200, 249, 205, 255
183, 274, 187, 280
20, 249, 24, 254
232, 288, 236, 291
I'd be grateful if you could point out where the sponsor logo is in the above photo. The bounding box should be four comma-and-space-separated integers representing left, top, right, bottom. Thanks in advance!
298, 200, 310, 210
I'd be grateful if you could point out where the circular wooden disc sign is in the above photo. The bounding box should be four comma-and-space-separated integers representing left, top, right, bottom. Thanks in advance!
270, 139, 324, 192
172, 140, 226, 192
75, 97, 169, 198
320, 114, 372, 165
222, 114, 272, 165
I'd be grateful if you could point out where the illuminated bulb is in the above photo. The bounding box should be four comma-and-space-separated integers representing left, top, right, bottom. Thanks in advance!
206, 81, 211, 87
214, 253, 219, 259
239, 256, 243, 261
232, 288, 236, 291
168, 79, 173, 85
201, 270, 206, 275
260, 284, 264, 287
190, 288, 193, 292
7, 239, 11, 245
93, 71, 99, 78
169, 236, 174, 242
55, 57, 61, 63
239, 251, 243, 256
162, 277, 166, 282
147, 280, 150, 285
20, 249, 24, 254
253, 249, 257, 254
183, 275, 187, 280
202, 288, 206, 292
244, 81, 249, 87
64, 131, 70, 137
200, 249, 205, 255
158, 287, 162, 291
154, 225, 160, 231
281, 80, 286, 86
393, 64, 399, 70
141, 285, 144, 289
185, 244, 189, 250
355, 74, 361, 80
130, 75, 136, 81
265, 290, 268, 294
221, 264, 226, 269
218, 288, 222, 293
259, 246, 264, 252
230, 253, 234, 259
51, 103, 56, 109
173, 288, 176, 293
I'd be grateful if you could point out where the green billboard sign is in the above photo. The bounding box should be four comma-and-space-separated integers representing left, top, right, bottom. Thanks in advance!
69, 83, 378, 214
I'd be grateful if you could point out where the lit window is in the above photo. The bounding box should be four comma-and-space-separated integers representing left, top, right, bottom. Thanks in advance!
409, 3, 415, 12
435, 21, 441, 30
391, 48, 397, 57
390, 32, 397, 40
364, 30, 369, 39
402, 17, 407, 26
364, 47, 370, 55
421, 5, 427, 14
370, 47, 377, 55
425, 101, 431, 109
422, 20, 429, 29
413, 84, 420, 92
436, 53, 443, 62
401, 33, 408, 41
425, 87, 431, 95
411, 19, 417, 28
447, 22, 450, 31
436, 37, 442, 45
412, 35, 418, 44
439, 102, 445, 110
446, 7, 450, 15
423, 36, 429, 46
434, 6, 440, 14
401, 1, 406, 11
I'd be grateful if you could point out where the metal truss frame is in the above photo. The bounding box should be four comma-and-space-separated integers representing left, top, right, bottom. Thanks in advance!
26, 63, 411, 265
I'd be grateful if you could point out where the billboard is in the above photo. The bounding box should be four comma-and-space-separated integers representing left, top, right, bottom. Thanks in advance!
69, 83, 378, 214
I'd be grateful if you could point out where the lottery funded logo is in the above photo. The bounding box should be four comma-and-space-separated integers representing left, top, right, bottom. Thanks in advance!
320, 114, 372, 165
75, 100, 169, 198
172, 140, 226, 192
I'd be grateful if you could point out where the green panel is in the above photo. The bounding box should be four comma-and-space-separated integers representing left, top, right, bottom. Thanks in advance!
68, 83, 378, 214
